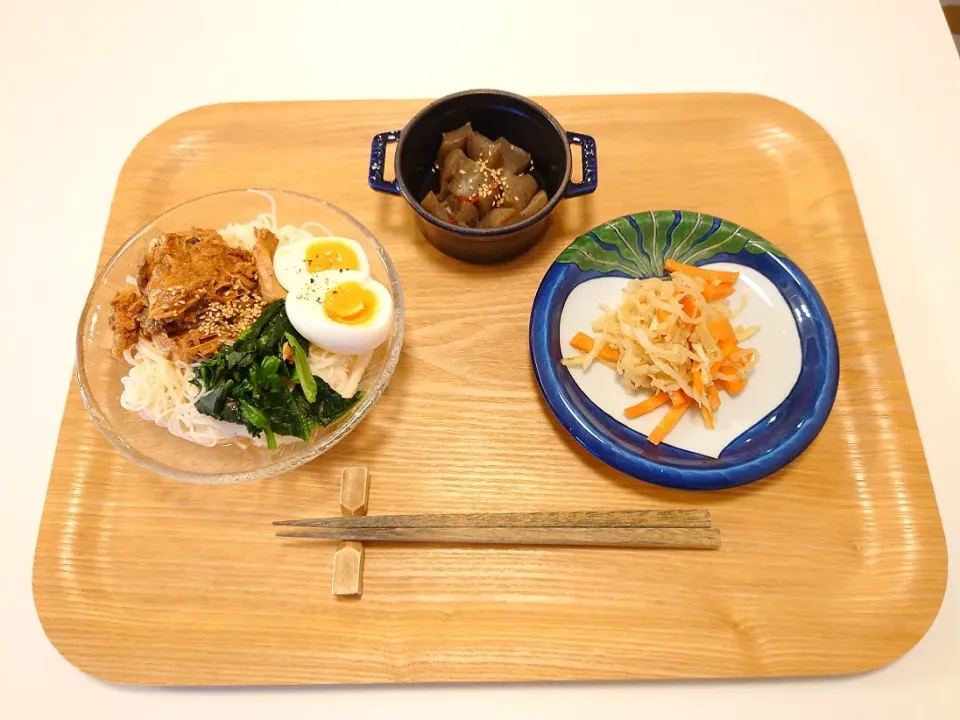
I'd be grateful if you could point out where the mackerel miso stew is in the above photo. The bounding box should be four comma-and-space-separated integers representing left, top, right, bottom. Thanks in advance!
420, 123, 548, 230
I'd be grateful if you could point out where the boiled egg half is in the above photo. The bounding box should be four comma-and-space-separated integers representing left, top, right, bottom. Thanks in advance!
285, 269, 393, 355
273, 236, 370, 294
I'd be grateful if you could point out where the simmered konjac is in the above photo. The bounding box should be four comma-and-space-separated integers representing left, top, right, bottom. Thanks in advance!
420, 123, 547, 229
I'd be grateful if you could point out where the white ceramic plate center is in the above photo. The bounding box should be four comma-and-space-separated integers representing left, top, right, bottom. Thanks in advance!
559, 262, 802, 458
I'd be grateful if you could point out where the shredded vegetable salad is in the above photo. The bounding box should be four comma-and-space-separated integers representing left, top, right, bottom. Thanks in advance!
562, 260, 759, 445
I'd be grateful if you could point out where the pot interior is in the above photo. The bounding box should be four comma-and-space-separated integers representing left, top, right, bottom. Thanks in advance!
397, 92, 570, 208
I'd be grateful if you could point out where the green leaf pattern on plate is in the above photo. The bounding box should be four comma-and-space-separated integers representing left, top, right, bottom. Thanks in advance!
556, 210, 787, 278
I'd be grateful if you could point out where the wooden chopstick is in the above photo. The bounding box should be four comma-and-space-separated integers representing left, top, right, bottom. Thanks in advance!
276, 526, 721, 549
273, 509, 711, 530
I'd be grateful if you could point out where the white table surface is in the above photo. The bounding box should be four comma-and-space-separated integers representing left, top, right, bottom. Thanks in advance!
3, 0, 960, 717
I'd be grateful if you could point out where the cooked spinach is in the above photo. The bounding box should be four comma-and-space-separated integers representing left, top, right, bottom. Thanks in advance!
284, 332, 317, 403
192, 301, 362, 450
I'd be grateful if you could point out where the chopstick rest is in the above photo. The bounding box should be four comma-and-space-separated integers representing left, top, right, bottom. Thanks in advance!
330, 466, 370, 597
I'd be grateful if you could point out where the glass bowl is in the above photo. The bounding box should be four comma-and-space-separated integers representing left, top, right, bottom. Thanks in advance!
76, 189, 404, 484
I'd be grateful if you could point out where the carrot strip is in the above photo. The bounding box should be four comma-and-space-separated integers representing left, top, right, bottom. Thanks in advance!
716, 361, 747, 393
570, 332, 593, 353
710, 341, 738, 374
718, 376, 747, 394
624, 392, 669, 419
692, 366, 705, 398
729, 348, 756, 366
707, 316, 737, 347
669, 390, 688, 406
700, 404, 715, 429
717, 363, 738, 376
679, 295, 698, 319
656, 308, 669, 323
570, 332, 619, 363
665, 259, 739, 285
648, 398, 690, 445
701, 282, 736, 301
707, 385, 721, 411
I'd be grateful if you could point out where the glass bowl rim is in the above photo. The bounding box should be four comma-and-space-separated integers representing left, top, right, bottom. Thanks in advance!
75, 187, 405, 484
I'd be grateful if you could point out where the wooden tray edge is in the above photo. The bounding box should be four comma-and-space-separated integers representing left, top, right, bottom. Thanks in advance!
33, 92, 950, 686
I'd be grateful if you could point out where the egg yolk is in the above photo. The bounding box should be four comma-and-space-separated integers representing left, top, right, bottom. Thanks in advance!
305, 240, 360, 273
323, 281, 377, 325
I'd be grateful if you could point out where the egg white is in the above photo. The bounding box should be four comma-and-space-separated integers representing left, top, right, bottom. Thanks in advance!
273, 236, 370, 294
286, 270, 394, 355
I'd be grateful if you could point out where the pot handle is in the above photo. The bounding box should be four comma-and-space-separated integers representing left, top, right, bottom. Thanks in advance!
564, 132, 598, 198
368, 130, 402, 195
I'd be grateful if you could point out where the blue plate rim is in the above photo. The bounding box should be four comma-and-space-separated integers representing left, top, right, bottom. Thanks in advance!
529, 212, 840, 490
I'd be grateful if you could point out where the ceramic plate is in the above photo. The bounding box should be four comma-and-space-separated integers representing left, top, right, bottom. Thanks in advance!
530, 211, 839, 490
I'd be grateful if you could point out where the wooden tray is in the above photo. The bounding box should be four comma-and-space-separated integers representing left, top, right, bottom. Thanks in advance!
33, 94, 947, 685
